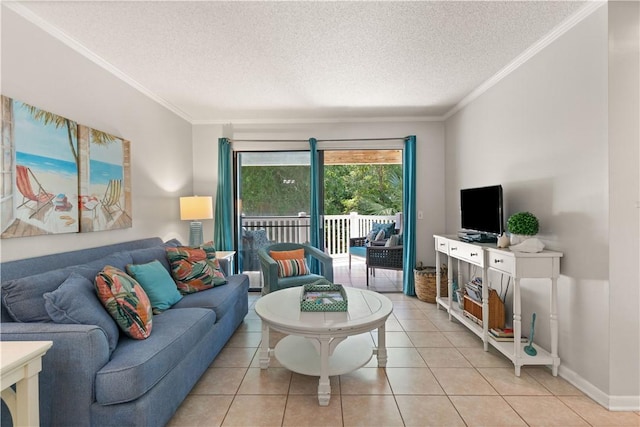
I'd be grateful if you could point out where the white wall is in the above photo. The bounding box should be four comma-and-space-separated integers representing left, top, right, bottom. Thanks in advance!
192, 120, 446, 266
0, 6, 193, 261
607, 0, 640, 410
445, 5, 639, 409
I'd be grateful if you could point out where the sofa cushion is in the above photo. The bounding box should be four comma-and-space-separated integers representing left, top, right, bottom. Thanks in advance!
95, 307, 216, 405
95, 266, 153, 340
171, 274, 247, 321
43, 272, 120, 354
128, 246, 172, 272
165, 242, 226, 294
126, 260, 182, 313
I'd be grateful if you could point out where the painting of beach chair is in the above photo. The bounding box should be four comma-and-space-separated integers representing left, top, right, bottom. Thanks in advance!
16, 165, 55, 219
100, 179, 123, 222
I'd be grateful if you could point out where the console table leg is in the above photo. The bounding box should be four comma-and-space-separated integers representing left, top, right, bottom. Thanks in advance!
317, 337, 331, 406
259, 323, 270, 369
513, 278, 522, 377
550, 276, 559, 376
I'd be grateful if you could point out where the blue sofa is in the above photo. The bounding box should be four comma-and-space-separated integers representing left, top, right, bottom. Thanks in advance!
0, 237, 249, 427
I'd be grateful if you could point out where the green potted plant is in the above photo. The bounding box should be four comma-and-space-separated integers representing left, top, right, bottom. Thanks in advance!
507, 211, 539, 245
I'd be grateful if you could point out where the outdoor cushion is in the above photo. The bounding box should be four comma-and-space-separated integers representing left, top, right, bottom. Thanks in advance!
95, 307, 216, 405
349, 246, 366, 257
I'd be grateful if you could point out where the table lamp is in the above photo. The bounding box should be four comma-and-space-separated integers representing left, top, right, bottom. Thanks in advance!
180, 196, 213, 247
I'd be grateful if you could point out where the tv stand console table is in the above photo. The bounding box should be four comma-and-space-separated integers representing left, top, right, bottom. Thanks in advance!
434, 234, 563, 376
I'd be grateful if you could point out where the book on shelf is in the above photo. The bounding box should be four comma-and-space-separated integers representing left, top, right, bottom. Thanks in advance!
490, 335, 528, 342
490, 328, 514, 337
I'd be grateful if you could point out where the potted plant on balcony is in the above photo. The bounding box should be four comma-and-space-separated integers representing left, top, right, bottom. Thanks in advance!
507, 211, 539, 245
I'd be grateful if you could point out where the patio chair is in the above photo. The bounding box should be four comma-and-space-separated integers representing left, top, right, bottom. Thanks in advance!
241, 228, 273, 271
258, 242, 334, 295
16, 165, 55, 219
101, 179, 123, 221
366, 242, 403, 287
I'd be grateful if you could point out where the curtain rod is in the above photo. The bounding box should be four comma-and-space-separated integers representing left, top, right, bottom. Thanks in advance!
228, 139, 308, 143
228, 137, 407, 143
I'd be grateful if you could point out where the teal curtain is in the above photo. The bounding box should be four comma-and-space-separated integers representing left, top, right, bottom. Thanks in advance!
403, 135, 417, 295
214, 138, 233, 251
309, 138, 321, 274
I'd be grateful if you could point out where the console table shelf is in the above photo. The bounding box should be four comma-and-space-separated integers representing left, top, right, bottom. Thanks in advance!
434, 234, 563, 376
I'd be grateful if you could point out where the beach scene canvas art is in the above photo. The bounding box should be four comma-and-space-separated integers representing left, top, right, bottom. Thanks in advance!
1, 96, 79, 237
0, 95, 132, 238
78, 125, 132, 232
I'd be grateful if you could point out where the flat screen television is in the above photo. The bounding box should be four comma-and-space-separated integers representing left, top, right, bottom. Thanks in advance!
460, 185, 504, 240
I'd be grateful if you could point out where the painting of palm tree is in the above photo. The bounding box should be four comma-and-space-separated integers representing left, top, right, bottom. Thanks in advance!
1, 96, 79, 237
0, 95, 132, 238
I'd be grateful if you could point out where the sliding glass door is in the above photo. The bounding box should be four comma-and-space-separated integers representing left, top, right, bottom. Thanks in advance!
234, 151, 314, 290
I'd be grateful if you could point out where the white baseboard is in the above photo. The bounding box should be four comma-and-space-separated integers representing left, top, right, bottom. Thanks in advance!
558, 365, 640, 411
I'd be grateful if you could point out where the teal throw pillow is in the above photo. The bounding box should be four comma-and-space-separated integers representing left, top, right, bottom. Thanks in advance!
126, 260, 183, 313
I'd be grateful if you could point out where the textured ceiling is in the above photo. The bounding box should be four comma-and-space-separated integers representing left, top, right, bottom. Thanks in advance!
10, 1, 589, 123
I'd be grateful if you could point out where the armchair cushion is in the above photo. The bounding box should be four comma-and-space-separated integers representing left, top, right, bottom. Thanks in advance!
276, 258, 310, 277
270, 249, 305, 260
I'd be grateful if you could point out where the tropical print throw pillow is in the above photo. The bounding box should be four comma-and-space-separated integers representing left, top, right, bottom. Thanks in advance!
94, 265, 153, 340
165, 241, 227, 294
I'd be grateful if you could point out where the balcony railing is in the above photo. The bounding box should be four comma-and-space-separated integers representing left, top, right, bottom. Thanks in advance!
241, 212, 396, 256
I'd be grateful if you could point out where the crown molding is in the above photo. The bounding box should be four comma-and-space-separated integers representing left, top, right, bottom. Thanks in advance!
192, 115, 445, 126
3, 1, 194, 123
442, 0, 607, 121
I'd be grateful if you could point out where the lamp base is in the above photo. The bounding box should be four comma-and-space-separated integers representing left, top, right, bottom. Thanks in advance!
188, 221, 204, 247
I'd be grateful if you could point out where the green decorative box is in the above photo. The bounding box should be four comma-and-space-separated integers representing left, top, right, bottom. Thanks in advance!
300, 280, 348, 312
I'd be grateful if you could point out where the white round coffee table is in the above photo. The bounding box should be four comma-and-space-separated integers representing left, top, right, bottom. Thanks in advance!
254, 286, 393, 406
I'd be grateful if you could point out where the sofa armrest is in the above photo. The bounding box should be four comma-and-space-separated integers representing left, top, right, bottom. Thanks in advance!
1, 322, 111, 427
217, 257, 230, 276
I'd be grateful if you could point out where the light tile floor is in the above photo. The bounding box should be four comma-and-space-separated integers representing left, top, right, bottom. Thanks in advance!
167, 262, 640, 427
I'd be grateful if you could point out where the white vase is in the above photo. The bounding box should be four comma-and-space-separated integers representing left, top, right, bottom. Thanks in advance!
509, 234, 532, 245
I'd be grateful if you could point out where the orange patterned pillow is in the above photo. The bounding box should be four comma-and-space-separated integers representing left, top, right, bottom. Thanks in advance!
270, 249, 305, 260
95, 266, 153, 340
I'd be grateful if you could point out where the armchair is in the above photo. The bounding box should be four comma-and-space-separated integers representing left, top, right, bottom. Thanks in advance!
258, 243, 334, 295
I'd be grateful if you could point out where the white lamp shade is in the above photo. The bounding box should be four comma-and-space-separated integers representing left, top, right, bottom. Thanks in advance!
180, 196, 213, 221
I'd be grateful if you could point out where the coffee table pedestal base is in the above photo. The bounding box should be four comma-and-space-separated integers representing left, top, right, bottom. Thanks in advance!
274, 334, 373, 406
